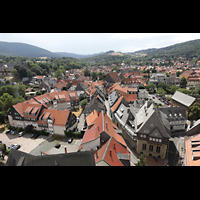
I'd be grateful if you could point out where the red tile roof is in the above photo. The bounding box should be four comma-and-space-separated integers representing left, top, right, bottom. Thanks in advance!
122, 94, 137, 102
111, 96, 123, 112
94, 137, 130, 166
81, 111, 126, 148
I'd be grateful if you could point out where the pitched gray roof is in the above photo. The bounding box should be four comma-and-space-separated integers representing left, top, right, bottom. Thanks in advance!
135, 101, 170, 139
172, 91, 196, 107
6, 149, 95, 166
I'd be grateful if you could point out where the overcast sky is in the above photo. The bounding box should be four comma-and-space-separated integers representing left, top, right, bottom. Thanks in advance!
0, 33, 200, 55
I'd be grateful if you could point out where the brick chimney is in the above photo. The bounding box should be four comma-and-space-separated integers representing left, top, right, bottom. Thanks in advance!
64, 146, 67, 153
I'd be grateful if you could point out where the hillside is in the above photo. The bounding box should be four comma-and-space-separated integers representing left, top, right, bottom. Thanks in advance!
0, 41, 59, 57
54, 51, 103, 59
134, 39, 200, 59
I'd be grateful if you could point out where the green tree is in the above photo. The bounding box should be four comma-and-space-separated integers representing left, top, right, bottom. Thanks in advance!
165, 72, 170, 77
152, 68, 157, 73
14, 64, 27, 79
83, 68, 91, 77
36, 91, 41, 95
146, 83, 155, 92
189, 102, 200, 119
158, 82, 169, 91
80, 99, 88, 109
11, 68, 18, 77
135, 154, 147, 166
170, 85, 179, 94
92, 72, 98, 81
176, 71, 181, 77
14, 82, 26, 98
30, 64, 42, 75
54, 69, 62, 78
180, 76, 187, 88
157, 88, 166, 96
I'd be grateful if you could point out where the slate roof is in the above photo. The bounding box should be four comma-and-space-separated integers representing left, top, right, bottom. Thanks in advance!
83, 97, 105, 115
6, 149, 95, 166
172, 91, 196, 107
135, 101, 170, 139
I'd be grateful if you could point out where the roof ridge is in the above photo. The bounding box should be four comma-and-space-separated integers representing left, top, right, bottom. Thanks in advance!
102, 137, 112, 161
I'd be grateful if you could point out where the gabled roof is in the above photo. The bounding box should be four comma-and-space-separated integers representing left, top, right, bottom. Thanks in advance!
94, 137, 130, 166
13, 102, 45, 118
122, 94, 137, 102
108, 72, 121, 83
172, 91, 196, 107
86, 110, 99, 126
111, 96, 124, 113
80, 111, 126, 147
6, 149, 95, 166
38, 108, 70, 126
135, 101, 170, 139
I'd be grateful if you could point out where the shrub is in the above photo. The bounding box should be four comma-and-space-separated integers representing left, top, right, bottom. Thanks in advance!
5, 149, 10, 155
64, 130, 84, 139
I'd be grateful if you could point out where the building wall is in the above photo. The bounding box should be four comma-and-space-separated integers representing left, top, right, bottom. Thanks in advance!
81, 137, 100, 151
53, 125, 65, 136
136, 139, 167, 159
96, 160, 109, 166
171, 99, 196, 117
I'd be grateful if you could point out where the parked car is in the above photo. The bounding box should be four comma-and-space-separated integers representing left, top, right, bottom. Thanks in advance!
8, 144, 21, 150
13, 130, 18, 135
18, 131, 25, 137
30, 133, 35, 138
5, 129, 11, 134
13, 144, 21, 150
10, 130, 15, 135
33, 133, 40, 139
68, 138, 73, 144
55, 144, 61, 149
8, 144, 15, 149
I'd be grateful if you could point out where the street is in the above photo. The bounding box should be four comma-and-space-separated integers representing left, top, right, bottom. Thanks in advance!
105, 99, 111, 119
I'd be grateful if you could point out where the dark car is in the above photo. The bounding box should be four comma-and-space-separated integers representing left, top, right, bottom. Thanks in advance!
55, 144, 61, 149
68, 138, 73, 144
13, 130, 18, 135
30, 133, 35, 138
5, 129, 11, 134
33, 133, 40, 139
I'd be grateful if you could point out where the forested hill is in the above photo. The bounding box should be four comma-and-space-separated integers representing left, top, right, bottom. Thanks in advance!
134, 39, 200, 59
0, 41, 58, 57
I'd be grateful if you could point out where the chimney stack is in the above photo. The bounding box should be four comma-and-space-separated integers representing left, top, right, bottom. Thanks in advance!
106, 122, 108, 129
64, 146, 67, 153
110, 149, 112, 157
114, 143, 116, 149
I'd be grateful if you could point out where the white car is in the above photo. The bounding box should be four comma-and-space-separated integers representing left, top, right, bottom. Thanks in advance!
18, 131, 25, 137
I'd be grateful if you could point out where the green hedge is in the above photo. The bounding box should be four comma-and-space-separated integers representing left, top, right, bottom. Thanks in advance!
64, 130, 84, 139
